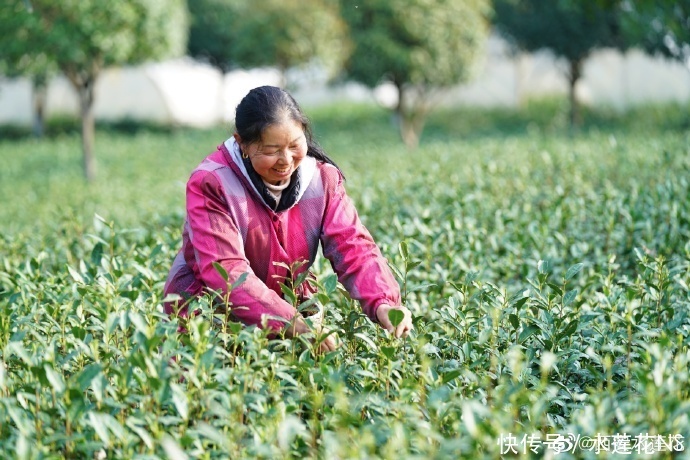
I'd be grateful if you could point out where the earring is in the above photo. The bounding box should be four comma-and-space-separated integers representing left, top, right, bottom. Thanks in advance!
241, 148, 249, 159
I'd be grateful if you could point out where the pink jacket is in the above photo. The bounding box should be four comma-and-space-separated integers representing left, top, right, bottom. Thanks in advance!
164, 138, 401, 331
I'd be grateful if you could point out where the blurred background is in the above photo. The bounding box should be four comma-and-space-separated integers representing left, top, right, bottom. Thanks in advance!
3, 4, 690, 457
0, 0, 688, 184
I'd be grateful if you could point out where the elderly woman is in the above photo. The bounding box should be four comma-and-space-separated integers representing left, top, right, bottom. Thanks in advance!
164, 86, 412, 351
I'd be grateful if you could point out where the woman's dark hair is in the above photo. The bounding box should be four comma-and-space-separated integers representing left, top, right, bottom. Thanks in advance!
234, 86, 341, 171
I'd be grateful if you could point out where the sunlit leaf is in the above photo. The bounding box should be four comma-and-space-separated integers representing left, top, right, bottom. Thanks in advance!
170, 383, 189, 420
563, 288, 578, 306
44, 364, 65, 394
75, 364, 103, 392
565, 263, 584, 280
388, 309, 404, 327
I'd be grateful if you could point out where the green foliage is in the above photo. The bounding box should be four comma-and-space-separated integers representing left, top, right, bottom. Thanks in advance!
187, 0, 236, 71
0, 1, 56, 78
1, 103, 690, 457
188, 0, 349, 78
622, 0, 690, 69
340, 0, 489, 89
493, 0, 626, 126
0, 1, 59, 137
14, 0, 189, 180
25, 0, 188, 71
493, 0, 624, 64
339, 0, 491, 147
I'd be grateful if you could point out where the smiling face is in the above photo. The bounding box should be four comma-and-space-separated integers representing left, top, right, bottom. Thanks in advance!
235, 119, 307, 185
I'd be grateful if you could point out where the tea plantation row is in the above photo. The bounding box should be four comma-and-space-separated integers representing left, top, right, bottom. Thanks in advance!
1, 103, 689, 458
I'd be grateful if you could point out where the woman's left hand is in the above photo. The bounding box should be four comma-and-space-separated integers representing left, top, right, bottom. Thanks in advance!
376, 304, 413, 338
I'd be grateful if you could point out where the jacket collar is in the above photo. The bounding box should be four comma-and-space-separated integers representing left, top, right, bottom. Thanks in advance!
222, 137, 316, 208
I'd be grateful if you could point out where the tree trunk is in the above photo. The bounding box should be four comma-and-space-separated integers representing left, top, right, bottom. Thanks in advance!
514, 52, 528, 107
67, 74, 96, 182
568, 58, 583, 128
278, 68, 288, 90
400, 123, 418, 148
31, 75, 47, 138
65, 69, 98, 181
78, 80, 96, 182
394, 83, 426, 149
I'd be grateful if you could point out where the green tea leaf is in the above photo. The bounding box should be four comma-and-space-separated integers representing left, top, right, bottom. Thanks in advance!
442, 369, 462, 384
409, 282, 437, 293
323, 274, 338, 294
162, 435, 188, 460
75, 364, 103, 391
90, 242, 105, 266
464, 271, 479, 285
354, 333, 378, 352
231, 271, 248, 289
561, 320, 579, 338
389, 263, 404, 282
280, 283, 297, 305
88, 412, 111, 446
126, 417, 154, 449
519, 325, 540, 344
388, 309, 404, 327
67, 265, 84, 284
512, 296, 529, 311
547, 283, 563, 296
129, 311, 149, 335
538, 259, 551, 274
508, 314, 519, 330
170, 383, 189, 420
399, 241, 409, 259
563, 288, 578, 306
381, 346, 396, 359
213, 262, 229, 282
7, 405, 33, 435
44, 364, 65, 394
196, 422, 229, 449
565, 263, 584, 280
406, 260, 422, 270
276, 372, 300, 388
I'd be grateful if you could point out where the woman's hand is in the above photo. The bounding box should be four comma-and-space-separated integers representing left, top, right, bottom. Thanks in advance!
376, 304, 413, 338
283, 315, 339, 353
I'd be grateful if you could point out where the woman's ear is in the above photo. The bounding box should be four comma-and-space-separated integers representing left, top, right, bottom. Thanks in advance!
234, 133, 250, 159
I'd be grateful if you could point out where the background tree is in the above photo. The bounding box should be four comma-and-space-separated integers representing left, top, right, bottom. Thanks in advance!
20, 1, 188, 181
188, 0, 349, 85
340, 0, 491, 148
187, 0, 237, 72
494, 0, 626, 127
622, 1, 690, 73
0, 2, 57, 137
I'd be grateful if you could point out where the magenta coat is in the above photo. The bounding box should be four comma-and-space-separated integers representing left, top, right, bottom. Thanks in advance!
164, 138, 401, 331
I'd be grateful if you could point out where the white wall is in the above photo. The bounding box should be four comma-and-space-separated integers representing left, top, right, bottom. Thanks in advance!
0, 78, 33, 125
432, 34, 690, 110
1, 35, 688, 129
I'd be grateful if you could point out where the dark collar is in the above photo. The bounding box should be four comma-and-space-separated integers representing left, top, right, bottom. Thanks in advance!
242, 156, 301, 212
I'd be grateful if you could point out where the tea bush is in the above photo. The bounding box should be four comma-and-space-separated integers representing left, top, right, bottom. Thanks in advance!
1, 102, 689, 458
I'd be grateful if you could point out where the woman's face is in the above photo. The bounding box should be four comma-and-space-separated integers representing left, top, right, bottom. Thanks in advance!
236, 119, 307, 185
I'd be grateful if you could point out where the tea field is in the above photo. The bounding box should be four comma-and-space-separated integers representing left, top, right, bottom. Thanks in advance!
1, 102, 689, 458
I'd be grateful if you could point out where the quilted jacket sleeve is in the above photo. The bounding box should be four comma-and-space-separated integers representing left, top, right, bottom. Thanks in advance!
186, 170, 297, 331
319, 166, 401, 322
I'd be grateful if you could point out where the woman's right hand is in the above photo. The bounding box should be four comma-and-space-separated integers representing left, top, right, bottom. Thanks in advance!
283, 315, 338, 353
376, 304, 413, 338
